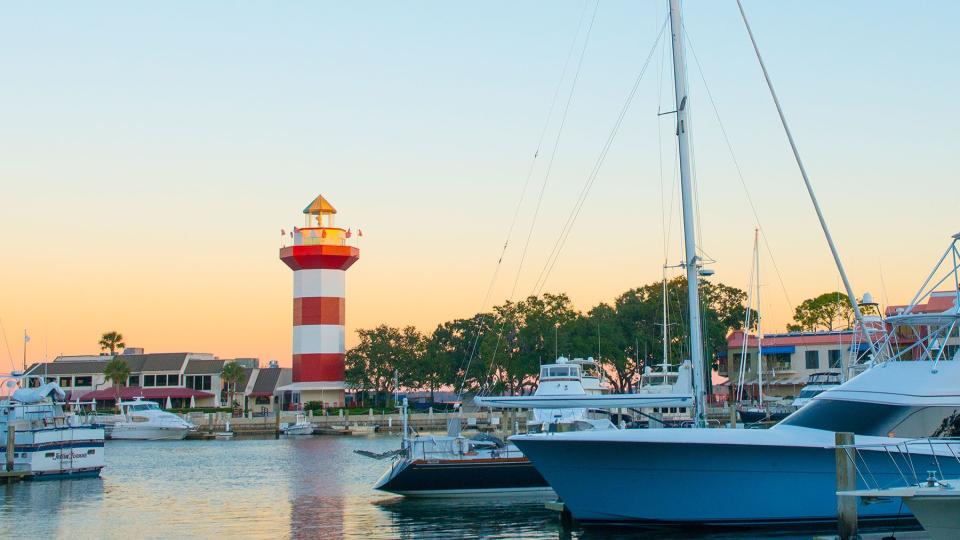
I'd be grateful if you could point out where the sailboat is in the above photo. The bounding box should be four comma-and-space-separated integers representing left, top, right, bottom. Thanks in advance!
512, 0, 960, 526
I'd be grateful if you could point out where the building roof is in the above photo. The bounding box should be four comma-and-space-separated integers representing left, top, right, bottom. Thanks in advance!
183, 359, 225, 375
25, 360, 109, 376
250, 368, 283, 397
727, 329, 855, 349
886, 290, 959, 316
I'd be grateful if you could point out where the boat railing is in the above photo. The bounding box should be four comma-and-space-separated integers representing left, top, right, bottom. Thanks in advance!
407, 437, 524, 462
838, 437, 960, 491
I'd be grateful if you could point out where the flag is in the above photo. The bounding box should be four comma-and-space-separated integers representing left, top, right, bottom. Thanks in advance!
345, 228, 352, 238
23, 331, 30, 343
358, 229, 363, 237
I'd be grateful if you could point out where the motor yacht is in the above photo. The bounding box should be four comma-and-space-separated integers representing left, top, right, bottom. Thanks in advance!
792, 371, 842, 408
0, 382, 105, 479
106, 398, 194, 440
513, 234, 960, 525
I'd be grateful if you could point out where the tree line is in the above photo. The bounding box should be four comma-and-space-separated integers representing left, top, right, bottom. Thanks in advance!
345, 277, 751, 405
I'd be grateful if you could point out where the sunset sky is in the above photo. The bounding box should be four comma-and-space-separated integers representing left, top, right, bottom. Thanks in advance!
2, 1, 958, 369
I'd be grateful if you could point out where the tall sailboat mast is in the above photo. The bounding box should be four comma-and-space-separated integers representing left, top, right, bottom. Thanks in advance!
668, 0, 707, 427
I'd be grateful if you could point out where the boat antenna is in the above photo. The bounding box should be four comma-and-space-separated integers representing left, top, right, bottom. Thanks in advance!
734, 0, 873, 356
668, 0, 708, 427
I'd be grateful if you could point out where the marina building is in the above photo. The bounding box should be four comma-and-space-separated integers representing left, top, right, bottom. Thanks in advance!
23, 350, 291, 411
722, 290, 960, 401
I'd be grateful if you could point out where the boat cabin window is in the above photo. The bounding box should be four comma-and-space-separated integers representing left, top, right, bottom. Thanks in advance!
541, 366, 580, 379
780, 399, 960, 437
796, 389, 823, 399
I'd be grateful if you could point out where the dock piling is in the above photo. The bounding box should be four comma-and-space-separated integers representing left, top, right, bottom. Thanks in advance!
6, 425, 14, 472
835, 431, 857, 540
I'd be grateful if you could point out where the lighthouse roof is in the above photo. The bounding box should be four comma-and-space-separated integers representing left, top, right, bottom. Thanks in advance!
303, 194, 337, 215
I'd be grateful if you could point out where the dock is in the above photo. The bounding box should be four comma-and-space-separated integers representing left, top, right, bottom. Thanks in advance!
0, 470, 29, 484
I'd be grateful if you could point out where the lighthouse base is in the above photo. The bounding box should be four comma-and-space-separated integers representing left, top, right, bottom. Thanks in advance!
277, 382, 345, 409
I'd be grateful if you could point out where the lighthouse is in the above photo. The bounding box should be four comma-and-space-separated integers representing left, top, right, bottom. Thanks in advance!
279, 194, 359, 407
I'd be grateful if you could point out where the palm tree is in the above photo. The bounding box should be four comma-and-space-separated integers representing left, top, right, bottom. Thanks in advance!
99, 331, 126, 355
220, 362, 245, 415
103, 357, 131, 411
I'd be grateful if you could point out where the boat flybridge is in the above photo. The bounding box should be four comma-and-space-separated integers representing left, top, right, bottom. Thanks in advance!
513, 235, 960, 525
0, 381, 105, 479
368, 356, 694, 497
106, 398, 195, 440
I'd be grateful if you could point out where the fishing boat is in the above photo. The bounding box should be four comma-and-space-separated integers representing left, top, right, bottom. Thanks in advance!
512, 0, 960, 526
281, 414, 314, 436
105, 398, 194, 440
0, 382, 105, 479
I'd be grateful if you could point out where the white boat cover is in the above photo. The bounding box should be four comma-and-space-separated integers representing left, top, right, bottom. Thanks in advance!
12, 382, 66, 404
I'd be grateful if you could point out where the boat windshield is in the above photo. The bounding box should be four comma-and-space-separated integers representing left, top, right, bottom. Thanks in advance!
796, 389, 823, 399
128, 403, 161, 412
778, 398, 960, 437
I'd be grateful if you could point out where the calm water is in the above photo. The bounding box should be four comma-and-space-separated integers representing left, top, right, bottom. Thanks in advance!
0, 435, 822, 539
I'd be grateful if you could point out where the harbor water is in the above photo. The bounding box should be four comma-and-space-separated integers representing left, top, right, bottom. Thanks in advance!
1, 434, 814, 539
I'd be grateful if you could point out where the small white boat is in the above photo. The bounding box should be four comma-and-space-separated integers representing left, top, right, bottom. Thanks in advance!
1, 382, 105, 479
281, 414, 314, 436
791, 371, 842, 408
107, 398, 194, 440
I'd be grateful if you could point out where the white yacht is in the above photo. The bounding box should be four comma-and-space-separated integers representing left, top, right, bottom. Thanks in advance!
791, 371, 842, 408
106, 398, 194, 440
0, 382, 105, 479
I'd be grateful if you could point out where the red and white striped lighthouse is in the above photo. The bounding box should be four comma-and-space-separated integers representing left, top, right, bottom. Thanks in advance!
279, 194, 359, 407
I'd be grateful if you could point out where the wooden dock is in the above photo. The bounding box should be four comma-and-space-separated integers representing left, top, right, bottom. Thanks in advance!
0, 470, 29, 484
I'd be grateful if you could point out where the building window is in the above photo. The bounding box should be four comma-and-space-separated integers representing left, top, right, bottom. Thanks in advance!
128, 375, 140, 387
144, 375, 155, 387
805, 350, 820, 370
767, 353, 792, 371
28, 378, 40, 388
185, 375, 211, 391
829, 349, 843, 369
166, 374, 179, 386
74, 376, 92, 387
59, 377, 72, 388
717, 356, 728, 376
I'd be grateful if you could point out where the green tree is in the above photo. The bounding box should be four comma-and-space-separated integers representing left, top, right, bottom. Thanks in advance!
103, 357, 131, 408
345, 325, 425, 407
220, 362, 245, 413
99, 331, 125, 355
787, 292, 853, 332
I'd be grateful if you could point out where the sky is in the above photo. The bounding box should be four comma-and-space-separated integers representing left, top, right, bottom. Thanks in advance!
1, 1, 958, 369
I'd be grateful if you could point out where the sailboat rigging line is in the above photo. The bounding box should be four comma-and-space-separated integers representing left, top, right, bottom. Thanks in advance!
734, 0, 872, 354
455, 0, 597, 399
0, 318, 15, 373
683, 26, 794, 312
531, 17, 669, 296
477, 0, 601, 395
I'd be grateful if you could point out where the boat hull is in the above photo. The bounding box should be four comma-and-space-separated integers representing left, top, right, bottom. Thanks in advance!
374, 457, 553, 498
904, 495, 960, 540
513, 435, 955, 525
110, 425, 189, 440
2, 426, 105, 479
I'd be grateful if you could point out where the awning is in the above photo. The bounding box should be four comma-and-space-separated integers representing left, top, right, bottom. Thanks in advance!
761, 346, 795, 355
78, 387, 214, 401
